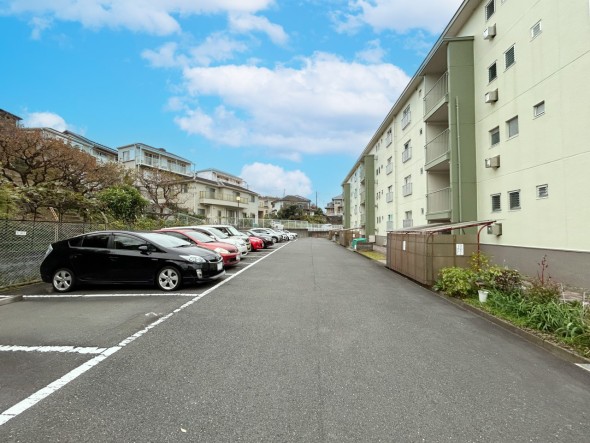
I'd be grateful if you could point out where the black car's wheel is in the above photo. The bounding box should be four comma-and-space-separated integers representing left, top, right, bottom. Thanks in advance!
156, 266, 182, 291
52, 268, 75, 293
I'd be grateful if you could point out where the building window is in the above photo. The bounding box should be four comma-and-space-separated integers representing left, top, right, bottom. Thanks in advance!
403, 211, 413, 228
507, 116, 519, 138
180, 184, 188, 193
505, 45, 516, 69
508, 190, 521, 210
485, 0, 495, 20
536, 184, 549, 199
488, 62, 497, 82
403, 175, 412, 196
491, 194, 501, 212
386, 128, 392, 145
401, 105, 411, 129
531, 20, 542, 39
533, 101, 545, 118
402, 140, 412, 163
490, 127, 500, 146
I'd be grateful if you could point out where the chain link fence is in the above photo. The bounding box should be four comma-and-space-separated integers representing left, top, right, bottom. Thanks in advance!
0, 219, 107, 289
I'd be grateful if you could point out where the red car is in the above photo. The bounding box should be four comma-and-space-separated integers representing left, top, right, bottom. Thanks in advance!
157, 229, 241, 267
248, 235, 264, 251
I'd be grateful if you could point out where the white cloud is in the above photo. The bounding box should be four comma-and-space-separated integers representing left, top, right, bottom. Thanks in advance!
355, 39, 385, 63
22, 112, 71, 132
334, 0, 462, 35
240, 163, 312, 197
176, 52, 409, 158
5, 0, 278, 36
228, 13, 288, 45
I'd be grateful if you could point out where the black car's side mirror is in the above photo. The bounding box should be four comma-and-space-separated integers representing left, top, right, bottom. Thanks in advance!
138, 245, 150, 254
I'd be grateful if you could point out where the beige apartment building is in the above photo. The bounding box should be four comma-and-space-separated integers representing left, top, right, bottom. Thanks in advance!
342, 0, 590, 286
176, 168, 260, 226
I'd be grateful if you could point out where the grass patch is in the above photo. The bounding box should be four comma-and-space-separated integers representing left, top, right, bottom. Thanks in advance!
358, 250, 386, 261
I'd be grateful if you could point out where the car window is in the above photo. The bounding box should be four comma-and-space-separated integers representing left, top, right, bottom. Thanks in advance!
206, 227, 228, 239
82, 233, 110, 248
182, 231, 213, 243
69, 236, 84, 247
141, 232, 191, 248
113, 234, 146, 251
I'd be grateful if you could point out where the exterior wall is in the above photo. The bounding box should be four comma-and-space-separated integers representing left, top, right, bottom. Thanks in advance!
363, 155, 375, 237
394, 86, 428, 229
343, 183, 351, 229
471, 0, 590, 253
447, 37, 477, 222
342, 0, 590, 287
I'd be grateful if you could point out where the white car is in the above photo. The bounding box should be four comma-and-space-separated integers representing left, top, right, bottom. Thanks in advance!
282, 230, 298, 240
201, 224, 252, 251
169, 226, 248, 256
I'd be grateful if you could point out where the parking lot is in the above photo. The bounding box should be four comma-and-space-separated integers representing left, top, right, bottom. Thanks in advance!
0, 240, 290, 425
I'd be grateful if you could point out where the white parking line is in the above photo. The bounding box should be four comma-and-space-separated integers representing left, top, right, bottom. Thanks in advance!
0, 241, 291, 427
0, 345, 107, 354
577, 364, 590, 373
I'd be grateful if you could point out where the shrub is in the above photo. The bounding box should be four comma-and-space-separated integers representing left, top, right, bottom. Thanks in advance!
434, 267, 476, 298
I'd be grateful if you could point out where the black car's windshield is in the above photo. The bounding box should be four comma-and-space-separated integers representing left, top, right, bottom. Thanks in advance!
141, 232, 192, 248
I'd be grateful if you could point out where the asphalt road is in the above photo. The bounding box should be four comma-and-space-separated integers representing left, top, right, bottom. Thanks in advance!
1, 238, 589, 442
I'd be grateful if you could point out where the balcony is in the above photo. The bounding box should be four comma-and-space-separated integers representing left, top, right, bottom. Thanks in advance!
360, 213, 366, 226
359, 170, 365, 183
425, 128, 450, 171
200, 191, 243, 208
426, 187, 452, 220
386, 163, 393, 175
402, 146, 412, 163
360, 190, 366, 204
386, 221, 394, 231
402, 219, 413, 228
386, 192, 393, 203
402, 183, 413, 197
424, 72, 449, 122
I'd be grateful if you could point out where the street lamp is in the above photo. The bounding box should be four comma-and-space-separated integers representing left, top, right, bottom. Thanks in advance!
236, 196, 241, 227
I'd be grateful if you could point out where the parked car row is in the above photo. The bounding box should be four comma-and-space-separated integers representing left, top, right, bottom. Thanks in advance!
39, 225, 298, 293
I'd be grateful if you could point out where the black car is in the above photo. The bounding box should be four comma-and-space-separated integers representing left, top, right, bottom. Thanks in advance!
40, 231, 225, 293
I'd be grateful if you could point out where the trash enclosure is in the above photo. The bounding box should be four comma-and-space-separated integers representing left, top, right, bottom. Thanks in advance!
386, 221, 494, 286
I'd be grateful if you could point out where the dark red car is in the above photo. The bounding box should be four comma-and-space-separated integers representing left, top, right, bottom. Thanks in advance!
157, 229, 241, 267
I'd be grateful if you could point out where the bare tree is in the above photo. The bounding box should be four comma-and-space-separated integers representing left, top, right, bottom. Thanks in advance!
136, 169, 183, 215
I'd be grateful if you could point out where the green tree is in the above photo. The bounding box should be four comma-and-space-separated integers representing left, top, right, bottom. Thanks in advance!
98, 185, 147, 223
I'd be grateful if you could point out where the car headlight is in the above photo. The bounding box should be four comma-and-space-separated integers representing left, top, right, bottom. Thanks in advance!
214, 247, 229, 254
180, 254, 206, 263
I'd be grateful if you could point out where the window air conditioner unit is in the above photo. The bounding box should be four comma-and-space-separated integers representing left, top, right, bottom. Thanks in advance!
485, 155, 500, 168
486, 223, 502, 236
485, 89, 498, 103
483, 24, 496, 40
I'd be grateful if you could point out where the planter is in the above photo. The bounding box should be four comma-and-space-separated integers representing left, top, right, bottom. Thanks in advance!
478, 289, 489, 303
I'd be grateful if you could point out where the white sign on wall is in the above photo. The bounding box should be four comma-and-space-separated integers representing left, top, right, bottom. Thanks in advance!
15, 231, 27, 236
402, 240, 407, 251
456, 243, 464, 256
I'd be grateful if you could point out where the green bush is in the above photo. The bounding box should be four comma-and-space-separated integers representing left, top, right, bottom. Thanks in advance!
434, 267, 476, 298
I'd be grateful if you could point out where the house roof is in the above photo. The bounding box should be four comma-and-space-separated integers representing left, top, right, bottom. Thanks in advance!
63, 130, 117, 155
117, 142, 192, 164
0, 109, 22, 122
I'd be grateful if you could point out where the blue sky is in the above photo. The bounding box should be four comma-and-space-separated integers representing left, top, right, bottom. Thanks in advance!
0, 0, 462, 209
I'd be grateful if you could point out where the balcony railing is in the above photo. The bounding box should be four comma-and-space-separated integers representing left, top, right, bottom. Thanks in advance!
402, 146, 412, 163
386, 192, 394, 203
424, 72, 449, 116
360, 213, 366, 225
199, 191, 242, 205
402, 183, 413, 197
360, 190, 366, 204
386, 163, 393, 175
425, 129, 450, 165
402, 219, 413, 228
426, 187, 451, 215
386, 221, 394, 231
